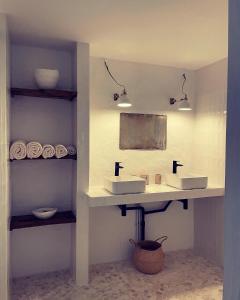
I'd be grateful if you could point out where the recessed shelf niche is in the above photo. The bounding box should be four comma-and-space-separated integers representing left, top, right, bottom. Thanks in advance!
10, 42, 79, 278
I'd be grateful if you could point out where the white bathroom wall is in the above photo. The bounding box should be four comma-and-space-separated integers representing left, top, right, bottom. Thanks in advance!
89, 57, 195, 264
193, 59, 227, 186
0, 14, 10, 300
193, 59, 227, 267
10, 44, 76, 278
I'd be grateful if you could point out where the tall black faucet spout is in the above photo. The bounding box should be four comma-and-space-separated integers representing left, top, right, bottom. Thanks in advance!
173, 160, 183, 174
115, 162, 124, 176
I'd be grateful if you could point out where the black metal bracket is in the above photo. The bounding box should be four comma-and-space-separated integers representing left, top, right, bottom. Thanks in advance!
118, 199, 188, 241
170, 97, 177, 105
113, 93, 120, 101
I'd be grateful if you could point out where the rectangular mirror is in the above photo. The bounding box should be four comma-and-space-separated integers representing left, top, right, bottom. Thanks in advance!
120, 113, 167, 150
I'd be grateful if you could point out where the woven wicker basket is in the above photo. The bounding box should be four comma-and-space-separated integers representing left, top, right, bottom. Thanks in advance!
129, 236, 168, 274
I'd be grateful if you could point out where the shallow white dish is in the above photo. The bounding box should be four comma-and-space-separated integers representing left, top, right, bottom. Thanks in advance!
35, 68, 59, 89
32, 208, 58, 219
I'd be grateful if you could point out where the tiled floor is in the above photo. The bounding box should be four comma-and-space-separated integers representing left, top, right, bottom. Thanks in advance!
11, 250, 223, 300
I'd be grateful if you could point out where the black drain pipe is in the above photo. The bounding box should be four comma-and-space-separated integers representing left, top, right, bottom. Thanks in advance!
118, 199, 188, 241
118, 205, 145, 240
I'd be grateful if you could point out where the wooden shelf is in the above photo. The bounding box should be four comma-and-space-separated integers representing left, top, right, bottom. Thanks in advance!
11, 88, 77, 101
10, 154, 77, 161
10, 211, 76, 230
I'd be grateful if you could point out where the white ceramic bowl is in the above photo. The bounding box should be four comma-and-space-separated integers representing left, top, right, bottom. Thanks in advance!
32, 208, 58, 219
34, 68, 59, 89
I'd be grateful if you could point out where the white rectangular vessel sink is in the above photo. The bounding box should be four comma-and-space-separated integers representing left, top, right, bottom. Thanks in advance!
104, 175, 146, 194
166, 173, 208, 190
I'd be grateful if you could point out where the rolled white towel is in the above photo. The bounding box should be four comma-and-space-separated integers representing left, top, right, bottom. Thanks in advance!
9, 141, 27, 160
26, 141, 43, 159
55, 144, 68, 158
42, 144, 55, 159
67, 145, 77, 156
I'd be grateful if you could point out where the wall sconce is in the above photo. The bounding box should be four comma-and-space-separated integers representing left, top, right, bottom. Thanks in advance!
169, 74, 192, 111
104, 60, 132, 107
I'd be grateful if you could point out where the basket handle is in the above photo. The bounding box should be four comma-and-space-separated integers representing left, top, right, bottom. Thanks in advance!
129, 239, 137, 247
155, 236, 168, 245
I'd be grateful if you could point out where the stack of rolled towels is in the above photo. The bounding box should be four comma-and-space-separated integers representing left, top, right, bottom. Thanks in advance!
9, 141, 77, 160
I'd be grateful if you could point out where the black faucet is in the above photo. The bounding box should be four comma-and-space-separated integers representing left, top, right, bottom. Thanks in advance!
115, 162, 124, 176
173, 160, 183, 174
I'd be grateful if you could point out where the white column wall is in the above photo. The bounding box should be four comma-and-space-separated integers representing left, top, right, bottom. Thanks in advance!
75, 42, 90, 286
193, 59, 227, 267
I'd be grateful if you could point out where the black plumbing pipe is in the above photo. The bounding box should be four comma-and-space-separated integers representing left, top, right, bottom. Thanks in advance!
118, 199, 188, 241
119, 205, 145, 240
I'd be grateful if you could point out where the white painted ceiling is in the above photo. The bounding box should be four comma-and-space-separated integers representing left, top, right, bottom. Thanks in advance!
0, 0, 228, 69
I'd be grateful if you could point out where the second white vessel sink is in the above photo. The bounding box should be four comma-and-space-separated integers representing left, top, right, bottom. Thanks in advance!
166, 173, 208, 190
104, 175, 146, 194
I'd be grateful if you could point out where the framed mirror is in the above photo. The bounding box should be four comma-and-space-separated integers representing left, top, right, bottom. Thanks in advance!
120, 113, 167, 150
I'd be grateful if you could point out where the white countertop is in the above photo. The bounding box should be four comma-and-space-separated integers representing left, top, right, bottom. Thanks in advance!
87, 184, 225, 207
